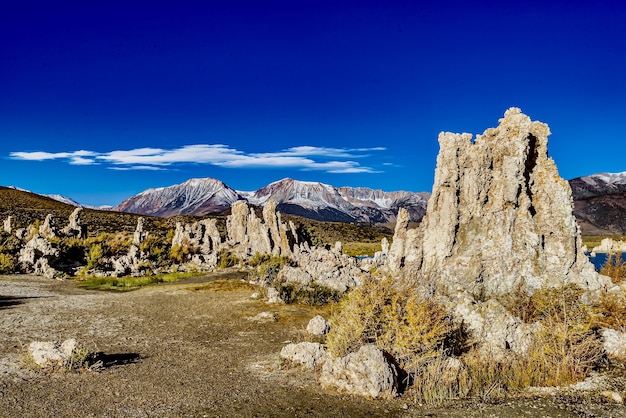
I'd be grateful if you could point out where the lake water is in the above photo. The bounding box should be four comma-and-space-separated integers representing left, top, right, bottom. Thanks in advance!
586, 252, 626, 272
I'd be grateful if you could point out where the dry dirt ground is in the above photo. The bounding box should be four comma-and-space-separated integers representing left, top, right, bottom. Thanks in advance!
1, 274, 625, 418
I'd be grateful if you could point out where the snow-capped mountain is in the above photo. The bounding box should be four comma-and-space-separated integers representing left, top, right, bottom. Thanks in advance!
116, 177, 429, 223
114, 178, 244, 217
569, 171, 626, 235
45, 194, 82, 207
245, 178, 428, 222
570, 171, 626, 200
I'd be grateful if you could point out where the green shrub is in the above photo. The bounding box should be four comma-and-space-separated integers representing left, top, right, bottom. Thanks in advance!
247, 252, 270, 268
272, 282, 343, 306
0, 253, 17, 274
85, 243, 104, 270
217, 249, 239, 269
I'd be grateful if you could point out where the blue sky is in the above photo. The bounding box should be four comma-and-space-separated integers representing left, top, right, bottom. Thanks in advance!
1, 0, 625, 207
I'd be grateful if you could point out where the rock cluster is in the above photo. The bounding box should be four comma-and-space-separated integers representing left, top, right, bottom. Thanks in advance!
227, 200, 300, 258
17, 209, 89, 278
592, 237, 626, 254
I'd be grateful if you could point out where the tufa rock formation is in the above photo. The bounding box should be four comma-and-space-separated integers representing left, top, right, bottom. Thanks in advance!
382, 108, 614, 359
388, 108, 608, 298
61, 207, 87, 239
227, 199, 299, 259
3, 216, 12, 234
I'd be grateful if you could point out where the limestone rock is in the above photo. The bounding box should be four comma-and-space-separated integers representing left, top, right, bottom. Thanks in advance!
452, 295, 534, 358
306, 315, 330, 336
61, 207, 87, 239
291, 246, 366, 293
3, 216, 12, 234
592, 238, 626, 254
226, 200, 299, 260
280, 342, 328, 369
171, 218, 222, 258
266, 287, 283, 304
277, 265, 313, 287
319, 344, 399, 399
389, 108, 608, 297
600, 328, 626, 360
386, 208, 422, 274
39, 214, 57, 239
132, 217, 148, 247
28, 338, 83, 369
18, 234, 60, 278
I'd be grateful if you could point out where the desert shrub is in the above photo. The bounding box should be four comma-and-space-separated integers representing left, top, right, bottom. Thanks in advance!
0, 253, 17, 274
169, 244, 191, 264
139, 234, 170, 267
0, 231, 21, 255
217, 249, 239, 269
247, 252, 271, 268
272, 282, 342, 306
257, 255, 291, 281
342, 242, 381, 257
77, 271, 198, 291
471, 285, 605, 393
593, 292, 626, 333
85, 243, 105, 271
326, 277, 459, 375
600, 252, 626, 284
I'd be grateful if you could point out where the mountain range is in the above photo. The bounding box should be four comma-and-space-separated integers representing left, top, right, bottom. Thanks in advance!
569, 172, 626, 235
114, 178, 430, 223
22, 171, 626, 234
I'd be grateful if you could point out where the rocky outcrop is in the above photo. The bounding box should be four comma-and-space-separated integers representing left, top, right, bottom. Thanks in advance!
18, 234, 60, 278
110, 217, 151, 276
171, 218, 222, 268
600, 328, 626, 361
382, 108, 614, 358
39, 214, 57, 239
61, 207, 87, 239
592, 238, 626, 254
227, 200, 299, 259
319, 344, 399, 399
388, 108, 607, 297
3, 216, 12, 234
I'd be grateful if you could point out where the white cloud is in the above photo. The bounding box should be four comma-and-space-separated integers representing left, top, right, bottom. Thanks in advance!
10, 144, 385, 174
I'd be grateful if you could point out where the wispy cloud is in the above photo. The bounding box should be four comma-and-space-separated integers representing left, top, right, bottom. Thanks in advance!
9, 144, 386, 174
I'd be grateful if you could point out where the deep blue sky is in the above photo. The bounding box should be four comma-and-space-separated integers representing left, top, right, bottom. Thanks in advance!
1, 0, 625, 207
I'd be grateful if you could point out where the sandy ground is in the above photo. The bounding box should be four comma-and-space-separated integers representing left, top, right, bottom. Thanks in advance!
1, 274, 625, 418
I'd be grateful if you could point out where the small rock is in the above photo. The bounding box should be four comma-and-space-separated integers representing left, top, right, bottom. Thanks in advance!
247, 311, 278, 322
280, 342, 328, 369
319, 344, 399, 399
306, 315, 330, 336
266, 287, 283, 304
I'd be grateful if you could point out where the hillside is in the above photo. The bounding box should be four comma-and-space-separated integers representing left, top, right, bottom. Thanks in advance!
0, 187, 391, 248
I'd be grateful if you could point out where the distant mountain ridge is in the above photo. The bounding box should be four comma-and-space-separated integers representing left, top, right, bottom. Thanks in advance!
114, 177, 430, 223
115, 178, 244, 217
569, 171, 626, 235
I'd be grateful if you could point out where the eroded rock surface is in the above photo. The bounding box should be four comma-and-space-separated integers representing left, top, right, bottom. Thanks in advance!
319, 344, 399, 399
383, 108, 614, 358
388, 108, 607, 297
